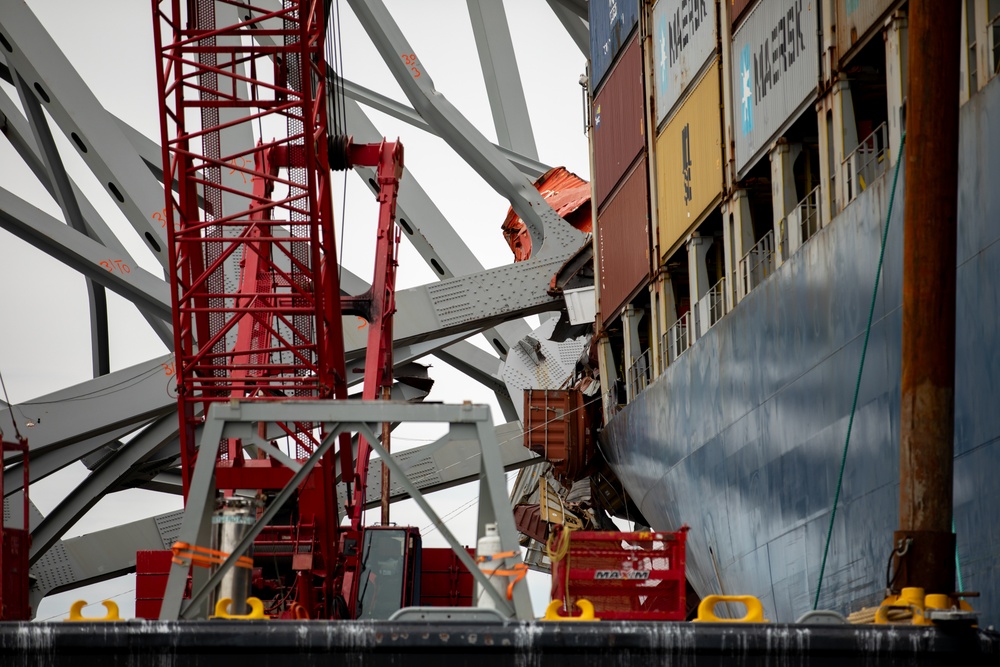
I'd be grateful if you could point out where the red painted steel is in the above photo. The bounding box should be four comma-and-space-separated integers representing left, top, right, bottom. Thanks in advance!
597, 157, 651, 324
592, 34, 645, 209
550, 526, 688, 621
0, 437, 29, 620
502, 166, 592, 261
727, 0, 758, 28
420, 548, 475, 607
152, 0, 406, 619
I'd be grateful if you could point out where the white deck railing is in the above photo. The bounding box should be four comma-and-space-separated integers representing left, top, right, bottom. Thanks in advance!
843, 122, 889, 204
738, 230, 775, 297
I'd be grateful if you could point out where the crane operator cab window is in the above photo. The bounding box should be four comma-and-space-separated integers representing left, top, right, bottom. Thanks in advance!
356, 529, 408, 619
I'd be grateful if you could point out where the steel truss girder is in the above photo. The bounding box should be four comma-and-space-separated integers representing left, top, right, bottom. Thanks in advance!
160, 401, 532, 620
341, 78, 548, 178
466, 0, 539, 160
28, 414, 182, 565
0, 87, 174, 347
546, 0, 591, 55
0, 187, 173, 321
0, 3, 170, 266
0, 355, 176, 458
343, 251, 578, 357
347, 0, 587, 256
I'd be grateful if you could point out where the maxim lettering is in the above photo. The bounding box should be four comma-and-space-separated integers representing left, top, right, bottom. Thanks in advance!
668, 0, 709, 68
751, 0, 807, 105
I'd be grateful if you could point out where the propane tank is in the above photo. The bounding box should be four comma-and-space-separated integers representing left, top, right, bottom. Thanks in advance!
476, 523, 505, 610
209, 496, 256, 616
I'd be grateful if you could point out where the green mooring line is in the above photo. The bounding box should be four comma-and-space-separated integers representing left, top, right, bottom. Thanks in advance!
813, 132, 906, 611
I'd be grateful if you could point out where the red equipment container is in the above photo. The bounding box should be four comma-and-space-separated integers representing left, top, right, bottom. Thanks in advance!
0, 437, 30, 620
550, 526, 688, 621
135, 550, 185, 619
419, 548, 475, 607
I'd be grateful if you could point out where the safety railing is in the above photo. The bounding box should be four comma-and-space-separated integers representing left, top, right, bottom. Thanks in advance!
696, 276, 728, 334
796, 185, 823, 245
990, 11, 1000, 83
627, 349, 652, 399
664, 311, 692, 363
738, 230, 775, 298
843, 122, 889, 205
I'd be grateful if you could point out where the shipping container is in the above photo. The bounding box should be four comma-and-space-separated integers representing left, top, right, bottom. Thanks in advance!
728, 0, 759, 28
652, 0, 718, 127
597, 157, 650, 324
656, 59, 723, 261
731, 0, 820, 176
836, 0, 902, 62
590, 0, 641, 92
523, 388, 593, 482
593, 34, 645, 208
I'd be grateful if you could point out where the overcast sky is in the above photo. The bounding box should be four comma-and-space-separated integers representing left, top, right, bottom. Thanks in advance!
0, 0, 590, 620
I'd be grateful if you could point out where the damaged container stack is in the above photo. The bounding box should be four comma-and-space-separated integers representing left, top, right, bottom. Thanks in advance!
589, 0, 650, 325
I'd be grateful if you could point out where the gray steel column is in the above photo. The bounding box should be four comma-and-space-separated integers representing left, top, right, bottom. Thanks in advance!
466, 0, 538, 160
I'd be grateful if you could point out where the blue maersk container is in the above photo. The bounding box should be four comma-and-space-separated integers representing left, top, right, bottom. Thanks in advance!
589, 0, 639, 93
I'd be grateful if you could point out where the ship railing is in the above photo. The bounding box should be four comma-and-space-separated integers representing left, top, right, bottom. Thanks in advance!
990, 11, 1000, 84
695, 276, 728, 336
738, 230, 775, 297
843, 122, 889, 205
664, 311, 692, 363
627, 348, 652, 400
794, 185, 823, 246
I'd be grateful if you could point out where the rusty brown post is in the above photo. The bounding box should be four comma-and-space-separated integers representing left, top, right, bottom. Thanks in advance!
894, 0, 961, 595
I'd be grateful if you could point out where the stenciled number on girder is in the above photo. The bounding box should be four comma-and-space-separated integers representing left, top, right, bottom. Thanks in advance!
400, 53, 421, 78
99, 258, 131, 275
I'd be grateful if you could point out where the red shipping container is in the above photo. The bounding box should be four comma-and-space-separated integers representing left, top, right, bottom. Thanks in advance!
523, 389, 593, 482
592, 33, 645, 209
597, 157, 651, 324
420, 548, 474, 607
134, 599, 165, 620
728, 0, 758, 28
550, 527, 688, 621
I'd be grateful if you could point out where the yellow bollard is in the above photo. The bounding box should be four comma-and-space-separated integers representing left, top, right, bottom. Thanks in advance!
209, 596, 269, 620
694, 595, 769, 623
875, 587, 929, 625
66, 600, 123, 622
543, 599, 600, 621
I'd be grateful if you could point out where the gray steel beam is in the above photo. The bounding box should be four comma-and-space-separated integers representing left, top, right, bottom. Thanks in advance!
0, 355, 175, 457
29, 414, 181, 564
348, 0, 587, 256
0, 3, 170, 266
12, 70, 111, 377
0, 186, 172, 320
0, 88, 173, 346
2, 423, 136, 497
466, 0, 538, 159
549, 0, 589, 20
30, 511, 181, 608
546, 0, 591, 55
341, 78, 547, 177
342, 252, 574, 358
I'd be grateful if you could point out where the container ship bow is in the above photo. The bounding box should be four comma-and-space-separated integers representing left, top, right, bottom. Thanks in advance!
588, 0, 1000, 625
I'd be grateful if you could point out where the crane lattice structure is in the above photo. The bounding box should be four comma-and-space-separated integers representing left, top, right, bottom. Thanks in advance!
0, 0, 591, 620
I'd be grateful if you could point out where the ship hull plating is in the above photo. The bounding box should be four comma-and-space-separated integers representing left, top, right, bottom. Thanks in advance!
601, 75, 1000, 625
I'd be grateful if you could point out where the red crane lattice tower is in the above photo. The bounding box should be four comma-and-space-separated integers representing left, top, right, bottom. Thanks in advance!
152, 0, 405, 618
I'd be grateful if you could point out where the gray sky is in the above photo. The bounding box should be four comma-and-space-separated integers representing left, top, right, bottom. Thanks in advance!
0, 0, 589, 620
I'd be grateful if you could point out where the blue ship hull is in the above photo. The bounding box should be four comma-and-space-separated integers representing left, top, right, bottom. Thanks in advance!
601, 75, 1000, 624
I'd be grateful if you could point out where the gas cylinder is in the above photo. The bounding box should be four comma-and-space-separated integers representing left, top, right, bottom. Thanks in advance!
476, 523, 505, 610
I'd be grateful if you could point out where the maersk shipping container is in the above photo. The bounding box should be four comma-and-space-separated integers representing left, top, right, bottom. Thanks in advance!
728, 0, 759, 28
731, 0, 820, 176
836, 0, 902, 62
589, 0, 640, 92
652, 0, 718, 127
593, 34, 645, 209
597, 157, 650, 325
656, 59, 723, 261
